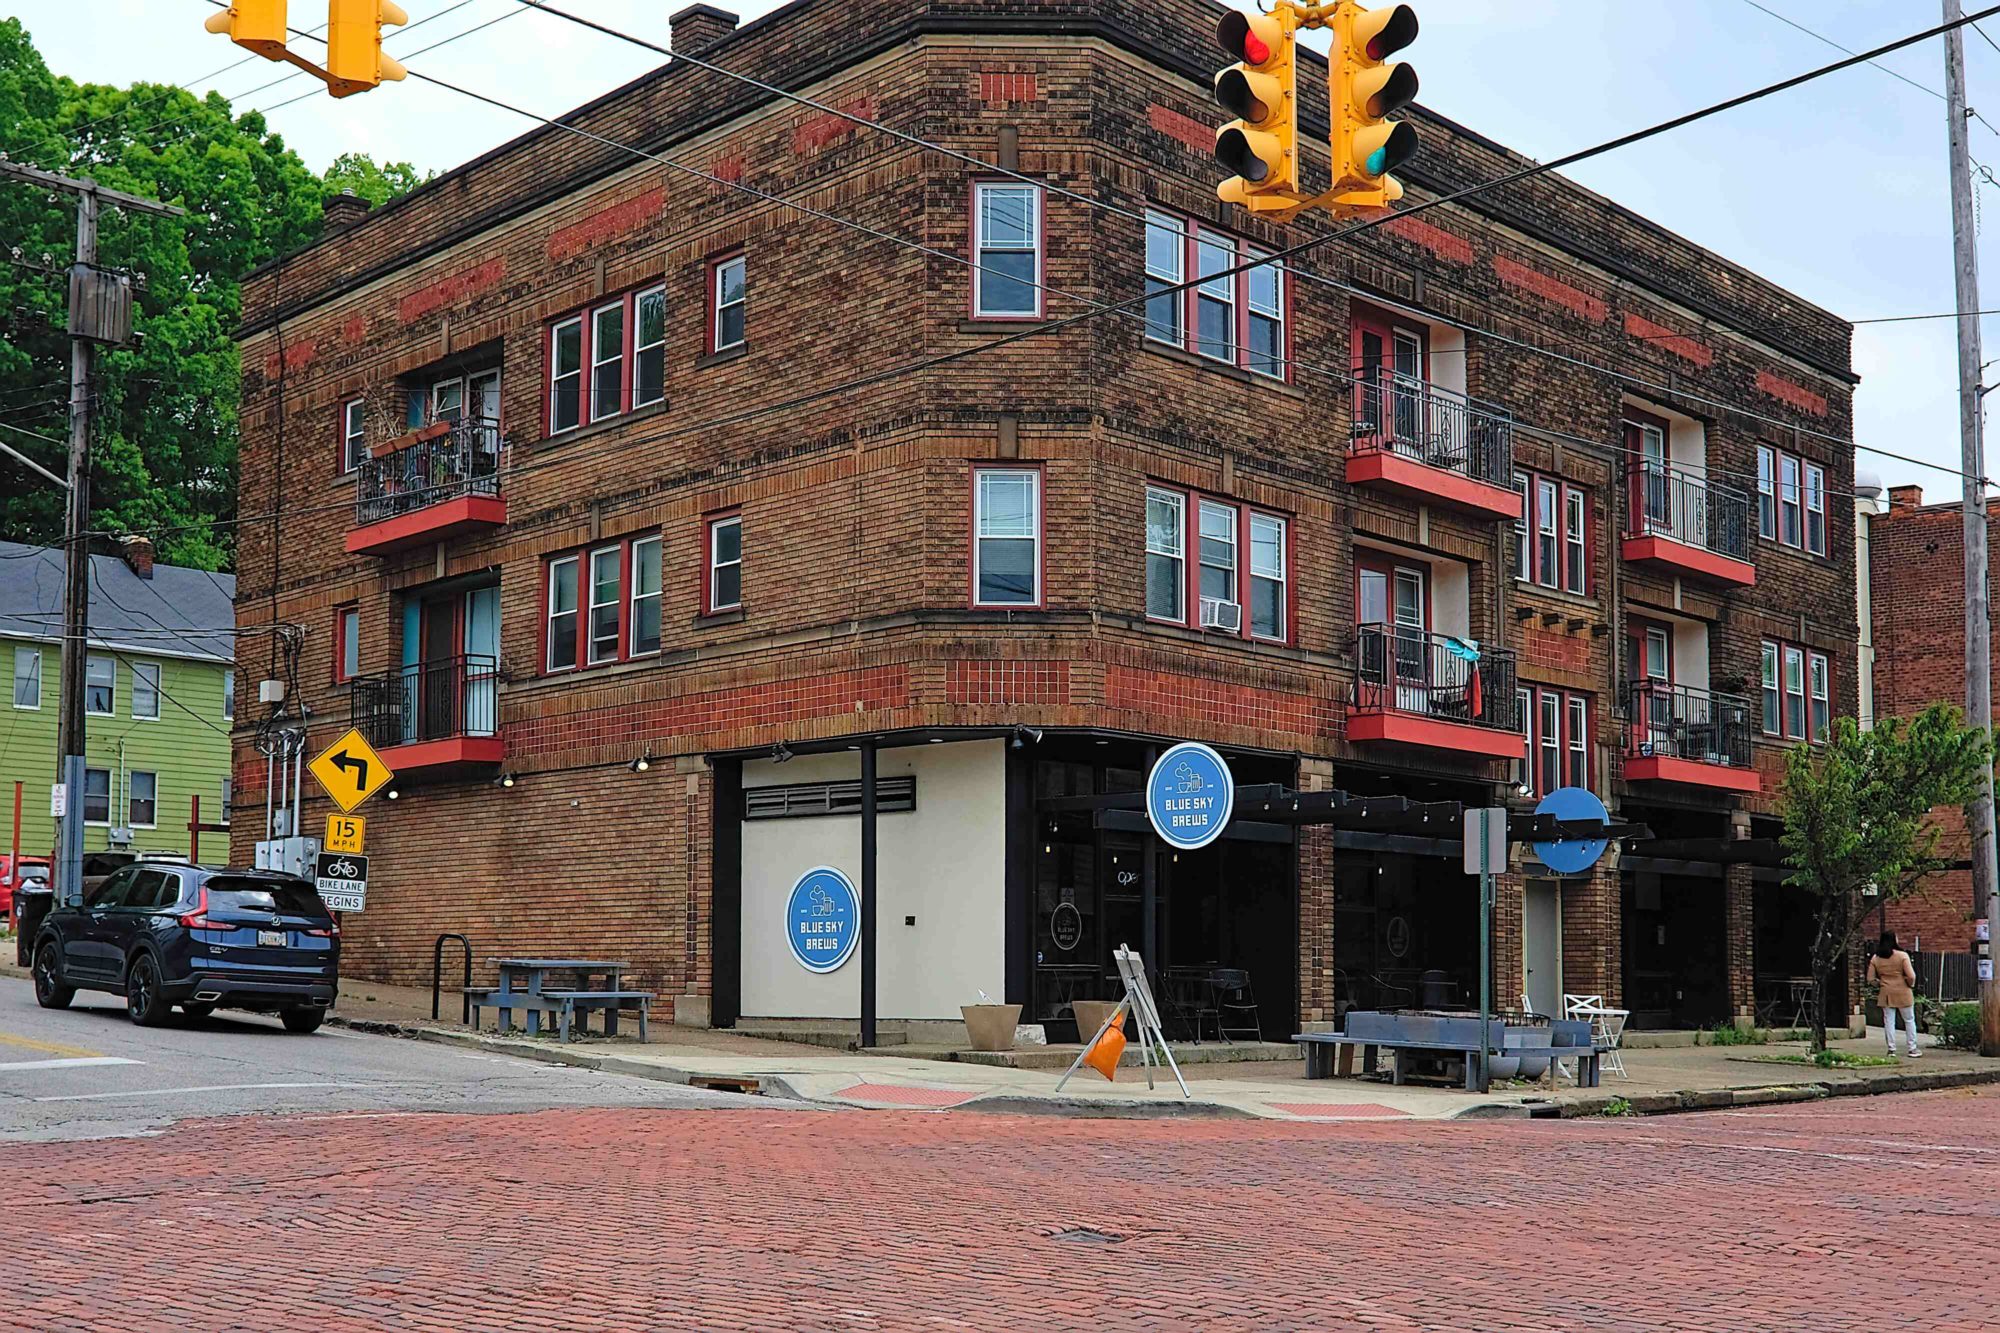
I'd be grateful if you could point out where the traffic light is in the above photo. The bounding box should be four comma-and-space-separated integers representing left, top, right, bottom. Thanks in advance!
326, 0, 410, 98
1329, 2, 1420, 209
203, 0, 288, 61
1213, 8, 1303, 211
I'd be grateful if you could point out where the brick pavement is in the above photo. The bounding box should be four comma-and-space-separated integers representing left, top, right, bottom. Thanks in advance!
7, 1089, 1996, 1331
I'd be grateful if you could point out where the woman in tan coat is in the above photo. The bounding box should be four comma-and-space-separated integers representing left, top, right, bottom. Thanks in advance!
1868, 931, 1921, 1058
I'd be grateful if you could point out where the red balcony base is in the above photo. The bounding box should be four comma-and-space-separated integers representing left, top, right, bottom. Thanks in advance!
1347, 707, 1525, 760
380, 735, 505, 774
1346, 449, 1521, 520
347, 495, 507, 556
1623, 754, 1761, 793
1623, 534, 1756, 588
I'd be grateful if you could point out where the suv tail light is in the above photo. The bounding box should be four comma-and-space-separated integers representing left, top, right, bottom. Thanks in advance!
178, 887, 220, 930
306, 923, 338, 938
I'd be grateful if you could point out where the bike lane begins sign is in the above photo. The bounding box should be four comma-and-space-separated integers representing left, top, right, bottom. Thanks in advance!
787, 865, 859, 973
315, 851, 368, 913
1145, 742, 1234, 851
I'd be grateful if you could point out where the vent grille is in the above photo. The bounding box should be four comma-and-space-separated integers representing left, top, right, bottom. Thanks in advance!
744, 775, 916, 820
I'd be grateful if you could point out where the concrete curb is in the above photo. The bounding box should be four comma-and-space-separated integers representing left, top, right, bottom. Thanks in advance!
1542, 1066, 2000, 1118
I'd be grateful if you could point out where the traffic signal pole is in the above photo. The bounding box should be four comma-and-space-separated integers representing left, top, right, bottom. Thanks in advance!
1943, 2, 2000, 1056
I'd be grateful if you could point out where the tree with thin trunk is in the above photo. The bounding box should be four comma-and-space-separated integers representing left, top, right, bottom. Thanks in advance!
1778, 705, 1988, 1053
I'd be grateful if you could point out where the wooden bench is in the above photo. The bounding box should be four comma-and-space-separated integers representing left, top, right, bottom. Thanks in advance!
464, 987, 654, 1042
1295, 1014, 1602, 1090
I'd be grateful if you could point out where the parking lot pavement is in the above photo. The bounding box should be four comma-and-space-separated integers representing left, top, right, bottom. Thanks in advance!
0, 977, 777, 1143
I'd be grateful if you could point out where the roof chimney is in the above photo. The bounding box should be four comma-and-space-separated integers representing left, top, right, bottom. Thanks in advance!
1888, 484, 1924, 511
321, 190, 372, 234
120, 534, 155, 580
670, 4, 739, 55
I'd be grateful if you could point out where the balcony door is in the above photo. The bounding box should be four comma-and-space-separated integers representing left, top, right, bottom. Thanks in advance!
401, 585, 500, 744
1629, 619, 1675, 756
1353, 313, 1426, 456
1627, 415, 1671, 533
1358, 556, 1428, 713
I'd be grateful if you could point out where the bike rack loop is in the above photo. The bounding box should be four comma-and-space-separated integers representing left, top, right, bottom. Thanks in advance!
432, 933, 473, 1023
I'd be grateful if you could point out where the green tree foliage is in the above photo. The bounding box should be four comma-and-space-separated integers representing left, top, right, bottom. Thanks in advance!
1779, 706, 1989, 1051
0, 19, 423, 569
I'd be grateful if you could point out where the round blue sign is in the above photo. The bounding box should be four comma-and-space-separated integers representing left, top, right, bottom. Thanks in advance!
787, 866, 859, 973
1532, 787, 1610, 876
1146, 742, 1235, 851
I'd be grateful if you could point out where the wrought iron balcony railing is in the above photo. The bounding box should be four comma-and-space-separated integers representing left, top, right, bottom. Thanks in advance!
350, 654, 500, 751
1622, 679, 1754, 769
1351, 366, 1514, 490
1627, 465, 1752, 561
355, 418, 505, 528
1353, 625, 1521, 732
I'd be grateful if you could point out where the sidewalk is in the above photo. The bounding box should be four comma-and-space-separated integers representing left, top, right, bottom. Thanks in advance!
326, 975, 2000, 1122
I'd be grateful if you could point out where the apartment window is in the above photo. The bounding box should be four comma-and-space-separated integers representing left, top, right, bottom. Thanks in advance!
1145, 487, 1186, 622
128, 771, 157, 829
1756, 445, 1776, 539
1538, 691, 1561, 797
432, 376, 465, 423
1516, 687, 1534, 794
1761, 641, 1781, 736
1567, 695, 1589, 789
222, 668, 235, 722
634, 285, 667, 408
1194, 229, 1237, 363
1643, 626, 1671, 683
1779, 453, 1802, 547
1143, 211, 1185, 345
1784, 644, 1806, 739
1513, 471, 1588, 595
707, 515, 743, 614
83, 767, 110, 824
588, 545, 624, 665
220, 776, 232, 826
12, 646, 39, 709
972, 468, 1041, 607
546, 555, 580, 672
334, 608, 360, 684
589, 301, 625, 423
971, 182, 1042, 318
712, 254, 747, 352
1762, 636, 1829, 742
1809, 651, 1831, 739
1535, 478, 1558, 586
549, 317, 583, 434
131, 662, 160, 721
1248, 512, 1287, 641
1198, 499, 1238, 607
1804, 462, 1827, 556
1246, 251, 1285, 378
1520, 688, 1591, 798
1564, 487, 1587, 593
341, 398, 366, 472
85, 654, 113, 716
1512, 472, 1530, 577
630, 535, 663, 654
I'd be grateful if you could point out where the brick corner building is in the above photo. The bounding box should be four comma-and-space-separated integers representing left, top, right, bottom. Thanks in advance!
229, 0, 1861, 1037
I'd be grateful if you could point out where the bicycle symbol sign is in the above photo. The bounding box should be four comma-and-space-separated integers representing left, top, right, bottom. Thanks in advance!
313, 851, 369, 914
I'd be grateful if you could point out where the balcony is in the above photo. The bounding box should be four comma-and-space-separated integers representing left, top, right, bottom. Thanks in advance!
1621, 680, 1761, 793
1348, 626, 1524, 760
1348, 368, 1519, 520
350, 654, 504, 772
1624, 467, 1755, 587
347, 419, 507, 556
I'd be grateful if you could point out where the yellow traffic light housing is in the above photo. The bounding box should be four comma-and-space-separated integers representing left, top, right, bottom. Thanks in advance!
203, 0, 289, 61
327, 0, 410, 98
1213, 8, 1306, 214
1329, 2, 1420, 210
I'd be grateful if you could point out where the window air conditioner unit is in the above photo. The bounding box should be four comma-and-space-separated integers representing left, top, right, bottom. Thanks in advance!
1199, 598, 1242, 633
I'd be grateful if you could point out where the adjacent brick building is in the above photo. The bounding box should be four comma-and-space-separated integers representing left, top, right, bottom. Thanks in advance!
227, 0, 1860, 1034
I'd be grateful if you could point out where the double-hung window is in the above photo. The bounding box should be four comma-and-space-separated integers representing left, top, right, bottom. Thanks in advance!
588, 546, 624, 665
550, 283, 669, 435
13, 646, 39, 709
1809, 651, 1830, 738
1783, 644, 1806, 739
131, 662, 160, 721
634, 285, 667, 408
972, 468, 1040, 607
1759, 443, 1828, 557
549, 317, 584, 434
334, 607, 360, 684
1761, 638, 1830, 741
1804, 462, 1827, 556
707, 514, 743, 614
1197, 499, 1238, 607
1520, 688, 1592, 797
971, 182, 1042, 319
85, 655, 113, 716
1247, 512, 1287, 641
1779, 453, 1802, 547
1538, 692, 1562, 797
1145, 211, 1288, 381
1567, 695, 1589, 789
1564, 487, 1587, 592
1145, 487, 1186, 622
1246, 251, 1285, 378
1756, 445, 1776, 538
1143, 212, 1185, 345
590, 301, 625, 423
712, 255, 747, 352
546, 556, 581, 672
222, 669, 234, 722
341, 398, 367, 473
1512, 472, 1531, 577
1194, 229, 1237, 363
128, 771, 157, 829
630, 535, 664, 654
83, 767, 111, 824
1761, 641, 1781, 735
1535, 478, 1559, 586
547, 534, 666, 673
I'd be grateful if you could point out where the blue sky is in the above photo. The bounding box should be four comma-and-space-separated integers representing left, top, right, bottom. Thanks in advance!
19, 1, 1999, 499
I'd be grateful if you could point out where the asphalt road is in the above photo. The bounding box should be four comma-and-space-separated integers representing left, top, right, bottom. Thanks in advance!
0, 975, 764, 1143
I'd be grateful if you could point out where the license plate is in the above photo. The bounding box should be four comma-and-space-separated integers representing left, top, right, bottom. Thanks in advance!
257, 930, 286, 947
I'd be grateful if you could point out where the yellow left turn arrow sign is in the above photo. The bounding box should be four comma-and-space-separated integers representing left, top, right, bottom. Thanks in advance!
308, 728, 394, 814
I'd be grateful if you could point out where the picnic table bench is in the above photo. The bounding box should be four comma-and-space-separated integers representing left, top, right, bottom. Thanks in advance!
463, 958, 653, 1043
1295, 1013, 1603, 1090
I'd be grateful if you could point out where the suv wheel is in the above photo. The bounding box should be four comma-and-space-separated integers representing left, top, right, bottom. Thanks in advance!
280, 1007, 325, 1034
124, 955, 170, 1027
32, 942, 73, 1009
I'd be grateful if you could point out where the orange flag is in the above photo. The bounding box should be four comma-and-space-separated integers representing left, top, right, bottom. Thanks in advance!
1082, 1004, 1129, 1081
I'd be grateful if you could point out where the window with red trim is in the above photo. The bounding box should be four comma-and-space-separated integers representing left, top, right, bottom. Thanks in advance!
1142, 209, 1286, 381
1755, 444, 1828, 557
1512, 469, 1589, 594
1142, 483, 1289, 641
971, 182, 1042, 319
972, 467, 1041, 607
543, 533, 663, 674
333, 607, 360, 685
706, 514, 743, 614
340, 398, 366, 473
1761, 637, 1831, 741
545, 281, 666, 437
1518, 686, 1591, 797
711, 254, 746, 353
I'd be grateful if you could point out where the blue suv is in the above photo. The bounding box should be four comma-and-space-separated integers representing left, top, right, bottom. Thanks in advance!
32, 864, 340, 1031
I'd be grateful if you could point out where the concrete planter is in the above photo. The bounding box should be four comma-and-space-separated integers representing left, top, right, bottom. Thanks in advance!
960, 1003, 1023, 1052
1071, 1001, 1127, 1045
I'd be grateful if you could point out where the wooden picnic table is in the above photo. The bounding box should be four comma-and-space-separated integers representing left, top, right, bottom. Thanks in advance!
477, 958, 644, 1040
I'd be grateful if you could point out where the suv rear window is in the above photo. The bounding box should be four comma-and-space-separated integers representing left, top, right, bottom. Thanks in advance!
203, 877, 328, 917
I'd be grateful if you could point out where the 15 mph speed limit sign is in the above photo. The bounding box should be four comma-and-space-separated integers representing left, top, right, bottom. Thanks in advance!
315, 852, 368, 913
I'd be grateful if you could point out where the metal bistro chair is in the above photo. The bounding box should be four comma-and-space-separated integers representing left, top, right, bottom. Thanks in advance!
1211, 968, 1262, 1044
1565, 993, 1628, 1079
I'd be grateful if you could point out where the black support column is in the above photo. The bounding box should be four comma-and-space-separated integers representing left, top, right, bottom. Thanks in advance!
860, 740, 879, 1049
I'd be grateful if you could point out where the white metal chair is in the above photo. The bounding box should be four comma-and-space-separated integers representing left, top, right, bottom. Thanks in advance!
1565, 993, 1628, 1079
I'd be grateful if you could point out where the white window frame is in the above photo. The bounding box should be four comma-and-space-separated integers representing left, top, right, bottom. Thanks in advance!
972, 468, 1042, 607
629, 534, 664, 655
82, 766, 111, 826
1248, 511, 1287, 641
586, 544, 623, 665
1563, 484, 1587, 594
1779, 452, 1802, 547
712, 255, 747, 352
1784, 644, 1807, 740
971, 181, 1043, 320
1809, 650, 1830, 742
1512, 472, 1531, 581
431, 374, 466, 423
1567, 694, 1589, 789
1517, 686, 1535, 794
128, 770, 158, 830
1197, 498, 1239, 606
546, 554, 581, 673
1804, 462, 1827, 556
1193, 228, 1237, 365
633, 284, 668, 409
1536, 478, 1559, 586
1143, 211, 1186, 347
1761, 641, 1781, 736
1756, 445, 1776, 539
12, 645, 40, 710
222, 668, 235, 722
1245, 249, 1285, 380
131, 661, 160, 721
220, 775, 232, 826
549, 316, 583, 435
1145, 486, 1186, 624
85, 654, 114, 717
342, 397, 366, 472
708, 515, 744, 614
1538, 690, 1562, 797
589, 300, 626, 424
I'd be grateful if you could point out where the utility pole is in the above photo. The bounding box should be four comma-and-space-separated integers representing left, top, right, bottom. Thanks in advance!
1942, 4, 2000, 1055
0, 159, 181, 908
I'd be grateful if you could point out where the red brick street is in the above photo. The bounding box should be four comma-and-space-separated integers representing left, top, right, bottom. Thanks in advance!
9, 1089, 1995, 1331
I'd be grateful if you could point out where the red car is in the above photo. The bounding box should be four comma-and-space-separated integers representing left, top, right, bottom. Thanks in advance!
1, 854, 51, 923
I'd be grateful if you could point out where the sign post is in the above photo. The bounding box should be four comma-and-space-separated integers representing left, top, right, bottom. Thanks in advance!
1464, 807, 1508, 1094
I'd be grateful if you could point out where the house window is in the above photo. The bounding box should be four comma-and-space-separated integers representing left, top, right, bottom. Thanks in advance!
341, 398, 366, 472
128, 771, 157, 829
220, 776, 232, 826
1198, 499, 1238, 607
1756, 445, 1776, 539
634, 285, 667, 408
1145, 487, 1186, 622
1809, 651, 1830, 739
972, 468, 1040, 607
707, 515, 743, 614
1779, 453, 1802, 547
12, 646, 39, 709
131, 662, 160, 721
546, 555, 581, 672
587, 545, 624, 665
85, 654, 114, 716
1246, 251, 1285, 379
1248, 512, 1287, 640
1564, 486, 1587, 593
630, 535, 663, 654
1804, 462, 1827, 556
1143, 211, 1185, 345
83, 767, 110, 824
549, 317, 583, 434
335, 608, 360, 684
712, 254, 747, 352
1520, 688, 1592, 798
971, 182, 1042, 318
590, 301, 625, 423
1194, 229, 1237, 363
222, 669, 234, 721
1535, 478, 1558, 586
1761, 641, 1780, 735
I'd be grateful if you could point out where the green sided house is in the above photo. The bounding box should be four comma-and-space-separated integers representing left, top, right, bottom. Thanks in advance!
0, 538, 236, 861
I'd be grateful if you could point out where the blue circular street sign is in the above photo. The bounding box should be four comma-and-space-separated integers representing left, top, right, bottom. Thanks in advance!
1532, 787, 1610, 876
1146, 742, 1235, 851
787, 866, 859, 973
